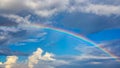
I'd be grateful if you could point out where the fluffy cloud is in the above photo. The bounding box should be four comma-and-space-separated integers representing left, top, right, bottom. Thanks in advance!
0, 62, 3, 65
28, 48, 55, 68
4, 56, 18, 68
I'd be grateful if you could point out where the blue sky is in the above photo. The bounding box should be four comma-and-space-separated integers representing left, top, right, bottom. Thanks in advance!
0, 0, 120, 68
87, 28, 120, 42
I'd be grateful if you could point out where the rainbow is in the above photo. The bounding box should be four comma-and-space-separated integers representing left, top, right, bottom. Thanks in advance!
23, 23, 119, 61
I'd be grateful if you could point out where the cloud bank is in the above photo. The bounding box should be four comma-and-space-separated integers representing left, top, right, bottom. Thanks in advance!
0, 47, 120, 68
0, 0, 120, 17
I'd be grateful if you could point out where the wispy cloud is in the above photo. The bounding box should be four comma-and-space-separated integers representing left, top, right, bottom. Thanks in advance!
0, 14, 47, 56
100, 40, 120, 57
2, 14, 31, 24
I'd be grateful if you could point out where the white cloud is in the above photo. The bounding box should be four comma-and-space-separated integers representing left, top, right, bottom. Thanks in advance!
0, 62, 3, 65
89, 61, 102, 64
81, 4, 120, 16
28, 48, 55, 68
73, 55, 114, 60
0, 26, 20, 32
4, 56, 18, 68
22, 39, 39, 42
41, 52, 55, 61
2, 14, 31, 24
28, 48, 43, 68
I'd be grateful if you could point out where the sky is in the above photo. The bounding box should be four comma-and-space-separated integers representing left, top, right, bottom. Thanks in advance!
0, 0, 120, 68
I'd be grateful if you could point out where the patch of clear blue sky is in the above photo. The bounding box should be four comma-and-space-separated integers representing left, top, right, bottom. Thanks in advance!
87, 28, 120, 43
9, 29, 94, 56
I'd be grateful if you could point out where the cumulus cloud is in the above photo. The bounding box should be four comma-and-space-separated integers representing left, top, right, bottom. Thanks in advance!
28, 48, 55, 68
0, 62, 3, 65
4, 56, 18, 68
28, 48, 43, 68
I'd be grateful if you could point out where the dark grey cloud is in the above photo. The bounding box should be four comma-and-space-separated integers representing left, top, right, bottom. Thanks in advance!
52, 12, 120, 34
